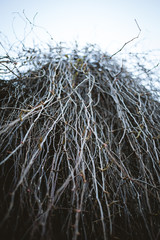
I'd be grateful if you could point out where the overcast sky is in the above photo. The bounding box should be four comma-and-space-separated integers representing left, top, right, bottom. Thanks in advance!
0, 0, 160, 57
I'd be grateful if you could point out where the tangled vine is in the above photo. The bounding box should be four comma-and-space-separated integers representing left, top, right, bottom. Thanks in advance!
0, 44, 160, 240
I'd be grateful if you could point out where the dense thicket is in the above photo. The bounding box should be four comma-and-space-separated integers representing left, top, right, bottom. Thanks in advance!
0, 45, 160, 240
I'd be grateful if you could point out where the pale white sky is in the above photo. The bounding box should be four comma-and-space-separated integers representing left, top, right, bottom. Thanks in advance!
0, 0, 160, 56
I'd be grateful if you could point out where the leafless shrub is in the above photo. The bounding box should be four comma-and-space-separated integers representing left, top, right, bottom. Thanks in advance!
0, 44, 160, 240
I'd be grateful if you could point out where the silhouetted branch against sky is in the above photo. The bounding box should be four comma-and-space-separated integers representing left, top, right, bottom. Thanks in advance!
110, 19, 141, 58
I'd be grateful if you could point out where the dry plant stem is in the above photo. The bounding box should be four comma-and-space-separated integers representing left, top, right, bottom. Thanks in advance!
110, 19, 141, 59
0, 44, 160, 240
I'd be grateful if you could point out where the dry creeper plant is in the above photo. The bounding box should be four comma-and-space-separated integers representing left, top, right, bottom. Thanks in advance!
0, 44, 160, 240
